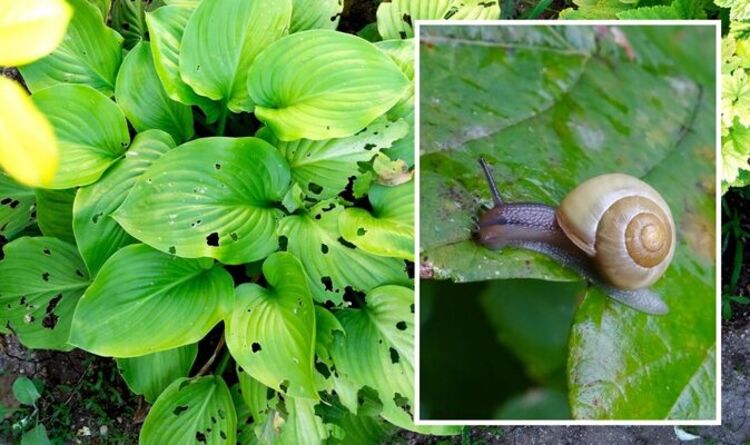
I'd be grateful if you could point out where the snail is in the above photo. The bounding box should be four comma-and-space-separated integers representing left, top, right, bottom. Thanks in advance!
473, 158, 675, 315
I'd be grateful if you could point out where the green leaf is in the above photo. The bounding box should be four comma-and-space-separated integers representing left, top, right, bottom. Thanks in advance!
376, 39, 415, 165
317, 399, 396, 445
69, 244, 234, 357
111, 0, 146, 49
339, 181, 414, 260
0, 172, 36, 240
329, 286, 414, 429
559, 0, 632, 19
21, 424, 51, 445
114, 137, 290, 265
237, 370, 278, 429
32, 84, 130, 189
257, 117, 408, 200
226, 252, 317, 399
115, 42, 194, 143
715, 0, 750, 21
73, 130, 176, 275
376, 0, 500, 40
668, 344, 716, 418
248, 30, 410, 141
145, 4, 221, 122
421, 25, 716, 419
87, 0, 111, 20
279, 396, 330, 444
722, 123, 750, 185
229, 383, 259, 445
180, 0, 292, 113
19, 0, 123, 95
722, 70, 750, 128
140, 376, 236, 445
290, 0, 343, 32
35, 189, 75, 244
117, 343, 198, 403
616, 5, 680, 19
278, 202, 411, 305
12, 377, 41, 406
0, 237, 89, 350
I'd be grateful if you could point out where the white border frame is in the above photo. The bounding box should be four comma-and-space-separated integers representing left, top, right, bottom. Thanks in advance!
413, 20, 722, 426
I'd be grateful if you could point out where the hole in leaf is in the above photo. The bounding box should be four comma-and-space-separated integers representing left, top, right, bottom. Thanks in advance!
308, 182, 323, 194
9, 200, 19, 209
246, 416, 254, 424
410, 304, 415, 313
43, 248, 51, 256
396, 321, 407, 331
321, 276, 333, 292
168, 246, 176, 254
343, 286, 366, 308
315, 361, 331, 379
405, 260, 414, 279
363, 143, 376, 151
389, 347, 400, 364
338, 176, 356, 201
337, 237, 356, 249
195, 431, 207, 443
0, 198, 10, 205
217, 409, 226, 420
278, 236, 288, 251
42, 272, 50, 282
266, 388, 275, 400
230, 232, 238, 241
210, 416, 216, 424
76, 270, 84, 278
215, 163, 221, 170
219, 431, 227, 440
279, 380, 289, 394
173, 405, 188, 416
206, 232, 220, 247
356, 227, 367, 236
251, 342, 262, 353
320, 243, 329, 254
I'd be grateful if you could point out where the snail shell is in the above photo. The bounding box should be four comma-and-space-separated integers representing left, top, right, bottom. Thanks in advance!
555, 174, 675, 290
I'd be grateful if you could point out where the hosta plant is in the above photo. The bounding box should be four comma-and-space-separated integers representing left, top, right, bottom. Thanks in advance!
0, 0, 464, 442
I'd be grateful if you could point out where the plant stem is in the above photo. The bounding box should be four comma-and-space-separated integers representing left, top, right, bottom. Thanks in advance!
214, 349, 232, 376
195, 335, 225, 377
216, 108, 229, 136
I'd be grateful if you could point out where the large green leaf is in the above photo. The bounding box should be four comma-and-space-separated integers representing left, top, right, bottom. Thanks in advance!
226, 252, 317, 399
69, 244, 234, 357
376, 0, 500, 40
0, 173, 36, 240
117, 343, 198, 403
290, 0, 343, 32
329, 286, 456, 434
279, 396, 330, 444
111, 0, 146, 49
35, 188, 75, 243
73, 130, 175, 275
237, 370, 278, 431
19, 0, 123, 95
278, 202, 411, 305
145, 3, 221, 122
339, 181, 414, 261
115, 42, 194, 144
420, 26, 716, 419
32, 84, 130, 189
257, 117, 408, 200
140, 376, 236, 445
87, 0, 111, 19
180, 0, 291, 113
317, 399, 395, 445
114, 137, 290, 265
248, 30, 410, 141
376, 39, 415, 165
0, 237, 89, 350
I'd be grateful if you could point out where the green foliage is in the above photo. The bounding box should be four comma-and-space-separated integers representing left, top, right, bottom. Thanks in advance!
420, 25, 715, 420
2, 1, 436, 443
12, 377, 41, 406
723, 22, 750, 191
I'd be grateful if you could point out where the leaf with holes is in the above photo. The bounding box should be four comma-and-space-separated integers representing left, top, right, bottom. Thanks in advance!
339, 181, 414, 261
279, 396, 330, 444
248, 30, 410, 141
140, 376, 236, 445
114, 137, 290, 265
376, 0, 500, 40
278, 201, 411, 305
115, 42, 194, 143
0, 237, 89, 350
377, 38, 415, 165
111, 0, 146, 49
290, 0, 343, 32
19, 0, 123, 95
180, 0, 291, 113
73, 130, 175, 275
117, 343, 198, 403
0, 173, 36, 240
257, 117, 408, 200
69, 244, 234, 357
144, 3, 221, 122
32, 84, 130, 189
226, 252, 317, 399
35, 188, 75, 243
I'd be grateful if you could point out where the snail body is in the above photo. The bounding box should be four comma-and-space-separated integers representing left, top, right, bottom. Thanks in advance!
474, 159, 675, 315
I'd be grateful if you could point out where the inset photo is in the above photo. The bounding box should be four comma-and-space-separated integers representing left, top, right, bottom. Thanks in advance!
416, 23, 719, 423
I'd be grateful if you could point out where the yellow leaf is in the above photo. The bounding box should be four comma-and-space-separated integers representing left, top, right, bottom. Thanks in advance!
0, 77, 59, 187
0, 0, 73, 66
